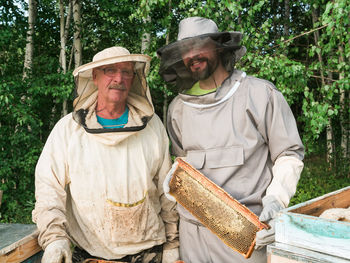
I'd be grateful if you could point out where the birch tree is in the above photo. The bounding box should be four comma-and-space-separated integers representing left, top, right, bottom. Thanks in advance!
23, 0, 37, 80
311, 6, 334, 164
338, 45, 349, 159
141, 16, 151, 54
59, 0, 72, 116
284, 0, 290, 37
73, 0, 82, 68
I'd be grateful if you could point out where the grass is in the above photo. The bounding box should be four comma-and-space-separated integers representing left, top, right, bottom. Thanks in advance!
290, 153, 350, 206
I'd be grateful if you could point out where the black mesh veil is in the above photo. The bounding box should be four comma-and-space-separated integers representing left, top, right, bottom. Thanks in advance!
157, 32, 246, 92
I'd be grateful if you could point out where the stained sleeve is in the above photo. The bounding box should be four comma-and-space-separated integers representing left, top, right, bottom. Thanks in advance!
154, 116, 179, 250
32, 119, 71, 249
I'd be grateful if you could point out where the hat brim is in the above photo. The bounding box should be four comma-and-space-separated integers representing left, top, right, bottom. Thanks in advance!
157, 31, 244, 57
157, 31, 247, 90
73, 54, 151, 78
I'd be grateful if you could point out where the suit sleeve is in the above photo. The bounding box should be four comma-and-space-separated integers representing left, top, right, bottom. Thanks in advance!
166, 97, 186, 158
259, 87, 305, 207
32, 119, 71, 249
154, 115, 179, 250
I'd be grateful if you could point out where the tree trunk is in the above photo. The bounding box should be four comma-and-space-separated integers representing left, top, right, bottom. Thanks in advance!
326, 71, 335, 166
68, 45, 74, 72
73, 0, 82, 68
312, 7, 334, 164
23, 0, 37, 80
326, 123, 333, 164
59, 0, 72, 73
311, 8, 325, 86
59, 0, 67, 74
284, 0, 290, 36
59, 0, 72, 117
338, 45, 349, 159
141, 16, 151, 54
162, 0, 172, 125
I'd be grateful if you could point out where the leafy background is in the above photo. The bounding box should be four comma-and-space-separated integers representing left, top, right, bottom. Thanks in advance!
0, 0, 349, 223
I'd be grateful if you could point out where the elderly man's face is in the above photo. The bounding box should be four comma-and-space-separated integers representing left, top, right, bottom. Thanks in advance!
93, 62, 134, 107
181, 39, 219, 81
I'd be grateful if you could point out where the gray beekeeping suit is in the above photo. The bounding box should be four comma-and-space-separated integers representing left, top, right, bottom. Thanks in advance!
157, 17, 304, 263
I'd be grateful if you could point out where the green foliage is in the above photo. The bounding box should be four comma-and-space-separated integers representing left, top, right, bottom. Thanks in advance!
0, 75, 74, 223
290, 153, 350, 206
301, 0, 350, 152
242, 54, 307, 105
1, 0, 349, 223
0, 80, 40, 223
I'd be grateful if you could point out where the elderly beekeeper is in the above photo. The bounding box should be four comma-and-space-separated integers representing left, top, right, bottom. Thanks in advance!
32, 46, 179, 263
157, 17, 304, 263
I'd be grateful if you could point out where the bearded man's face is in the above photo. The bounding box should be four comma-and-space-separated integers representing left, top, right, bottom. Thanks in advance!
181, 39, 220, 81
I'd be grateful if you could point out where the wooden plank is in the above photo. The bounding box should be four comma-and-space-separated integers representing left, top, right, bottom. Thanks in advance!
0, 224, 42, 262
0, 224, 38, 252
275, 186, 350, 260
290, 187, 350, 217
0, 238, 42, 263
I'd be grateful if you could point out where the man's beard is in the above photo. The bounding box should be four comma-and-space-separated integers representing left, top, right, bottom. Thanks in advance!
188, 56, 219, 81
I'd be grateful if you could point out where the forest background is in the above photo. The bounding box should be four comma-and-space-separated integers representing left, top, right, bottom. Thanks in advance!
0, 0, 349, 223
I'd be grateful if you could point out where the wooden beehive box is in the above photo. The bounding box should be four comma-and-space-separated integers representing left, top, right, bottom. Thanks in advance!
275, 186, 350, 260
267, 242, 350, 263
0, 223, 42, 263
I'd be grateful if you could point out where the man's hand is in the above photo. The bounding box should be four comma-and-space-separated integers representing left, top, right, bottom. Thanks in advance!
255, 195, 284, 250
42, 239, 72, 263
162, 247, 180, 263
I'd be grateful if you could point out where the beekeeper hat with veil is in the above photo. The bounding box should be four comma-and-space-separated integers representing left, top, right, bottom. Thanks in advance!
72, 47, 154, 134
157, 17, 247, 92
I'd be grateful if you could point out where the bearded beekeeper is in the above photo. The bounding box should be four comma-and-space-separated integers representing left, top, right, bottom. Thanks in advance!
32, 47, 179, 263
157, 17, 304, 263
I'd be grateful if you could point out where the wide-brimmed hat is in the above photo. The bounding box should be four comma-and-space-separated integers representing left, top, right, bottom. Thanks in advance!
157, 17, 246, 90
178, 16, 242, 44
73, 46, 151, 78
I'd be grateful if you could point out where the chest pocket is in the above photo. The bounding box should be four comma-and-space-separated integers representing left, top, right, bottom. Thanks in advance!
187, 146, 244, 169
104, 194, 160, 244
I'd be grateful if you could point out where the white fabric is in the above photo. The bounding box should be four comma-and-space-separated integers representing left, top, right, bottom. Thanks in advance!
42, 239, 72, 263
255, 195, 283, 250
33, 114, 178, 259
162, 247, 180, 263
255, 223, 275, 251
163, 161, 179, 202
319, 207, 350, 221
266, 155, 304, 207
256, 154, 304, 251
